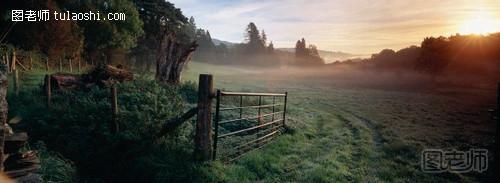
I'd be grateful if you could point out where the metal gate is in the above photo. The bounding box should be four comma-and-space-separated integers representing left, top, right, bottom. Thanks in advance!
213, 90, 288, 161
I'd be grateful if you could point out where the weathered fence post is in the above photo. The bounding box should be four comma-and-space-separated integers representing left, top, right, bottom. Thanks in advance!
69, 58, 73, 73
46, 58, 49, 72
110, 85, 119, 133
282, 92, 288, 127
194, 74, 213, 161
45, 75, 51, 108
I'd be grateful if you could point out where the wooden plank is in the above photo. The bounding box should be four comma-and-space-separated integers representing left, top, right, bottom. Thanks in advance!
194, 74, 213, 161
220, 91, 286, 97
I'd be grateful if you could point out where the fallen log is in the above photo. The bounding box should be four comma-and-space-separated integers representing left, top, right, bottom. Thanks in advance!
47, 73, 82, 91
83, 64, 133, 87
46, 64, 134, 91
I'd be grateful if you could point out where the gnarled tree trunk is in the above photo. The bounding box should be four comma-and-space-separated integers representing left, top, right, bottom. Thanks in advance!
156, 34, 198, 85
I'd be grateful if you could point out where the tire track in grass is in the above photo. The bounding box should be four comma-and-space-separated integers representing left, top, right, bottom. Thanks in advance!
322, 101, 384, 149
342, 110, 384, 149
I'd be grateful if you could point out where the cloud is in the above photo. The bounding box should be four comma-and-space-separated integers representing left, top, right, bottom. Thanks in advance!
169, 0, 500, 54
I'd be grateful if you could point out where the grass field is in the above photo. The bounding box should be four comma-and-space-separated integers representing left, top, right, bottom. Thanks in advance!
183, 62, 496, 182
6, 62, 497, 182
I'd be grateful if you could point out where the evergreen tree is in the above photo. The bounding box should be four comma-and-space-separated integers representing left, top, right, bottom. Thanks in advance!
245, 22, 264, 53
268, 41, 275, 53
261, 30, 267, 47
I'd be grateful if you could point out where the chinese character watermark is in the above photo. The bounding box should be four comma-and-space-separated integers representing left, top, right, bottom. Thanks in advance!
422, 149, 488, 173
11, 9, 125, 22
11, 10, 23, 21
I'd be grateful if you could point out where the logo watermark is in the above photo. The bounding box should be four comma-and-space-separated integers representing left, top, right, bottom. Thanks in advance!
11, 10, 126, 22
421, 149, 488, 173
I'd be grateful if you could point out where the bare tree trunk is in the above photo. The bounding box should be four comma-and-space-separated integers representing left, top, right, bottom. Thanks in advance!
155, 34, 197, 85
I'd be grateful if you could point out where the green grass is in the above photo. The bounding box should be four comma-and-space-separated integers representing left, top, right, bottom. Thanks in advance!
184, 61, 494, 182
6, 61, 494, 182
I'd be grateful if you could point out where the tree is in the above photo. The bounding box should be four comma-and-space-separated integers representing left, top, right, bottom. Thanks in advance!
268, 41, 275, 53
261, 30, 267, 47
134, 0, 197, 84
75, 0, 144, 63
416, 36, 450, 77
245, 22, 264, 53
294, 38, 324, 65
0, 0, 84, 59
295, 38, 307, 57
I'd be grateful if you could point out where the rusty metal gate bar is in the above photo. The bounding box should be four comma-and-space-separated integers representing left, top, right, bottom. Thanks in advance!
212, 90, 288, 161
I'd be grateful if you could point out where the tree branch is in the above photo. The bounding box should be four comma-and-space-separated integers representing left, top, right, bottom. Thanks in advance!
156, 107, 198, 138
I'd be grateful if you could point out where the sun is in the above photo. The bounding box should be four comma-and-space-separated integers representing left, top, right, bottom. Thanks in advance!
459, 12, 499, 35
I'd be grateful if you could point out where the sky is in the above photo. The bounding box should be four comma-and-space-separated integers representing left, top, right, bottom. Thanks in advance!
168, 0, 500, 54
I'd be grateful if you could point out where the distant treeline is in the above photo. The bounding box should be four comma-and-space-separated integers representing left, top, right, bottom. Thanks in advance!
192, 22, 325, 67
333, 33, 500, 81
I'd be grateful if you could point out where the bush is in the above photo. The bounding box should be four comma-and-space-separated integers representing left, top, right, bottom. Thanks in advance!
9, 79, 199, 182
32, 141, 77, 183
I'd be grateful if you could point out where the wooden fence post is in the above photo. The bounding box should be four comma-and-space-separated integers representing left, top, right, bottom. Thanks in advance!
58, 58, 62, 72
282, 92, 288, 127
69, 59, 73, 73
29, 54, 33, 70
45, 75, 51, 108
194, 74, 213, 161
13, 70, 19, 96
11, 51, 16, 72
110, 85, 119, 133
78, 58, 81, 73
46, 58, 49, 72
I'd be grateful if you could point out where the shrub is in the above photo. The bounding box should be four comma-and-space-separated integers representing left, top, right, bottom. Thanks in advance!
9, 79, 198, 182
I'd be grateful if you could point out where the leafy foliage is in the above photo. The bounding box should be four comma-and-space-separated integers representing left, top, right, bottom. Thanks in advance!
9, 79, 199, 182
